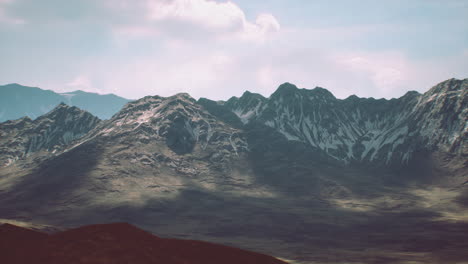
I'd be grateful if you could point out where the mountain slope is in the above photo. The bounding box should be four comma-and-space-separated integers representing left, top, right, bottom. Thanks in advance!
0, 78, 467, 264
0, 223, 287, 264
0, 83, 130, 121
0, 103, 100, 167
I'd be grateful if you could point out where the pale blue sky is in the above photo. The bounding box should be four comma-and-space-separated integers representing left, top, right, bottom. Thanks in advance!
0, 0, 467, 100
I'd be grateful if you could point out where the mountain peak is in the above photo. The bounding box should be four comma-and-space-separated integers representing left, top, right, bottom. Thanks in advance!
3, 83, 24, 88
400, 90, 421, 100
0, 116, 32, 130
279, 82, 298, 89
241, 90, 266, 99
172, 92, 196, 102
308, 86, 336, 99
344, 94, 360, 101
271, 82, 299, 97
0, 102, 101, 167
271, 83, 336, 100
42, 103, 91, 120
55, 102, 71, 108
424, 78, 467, 97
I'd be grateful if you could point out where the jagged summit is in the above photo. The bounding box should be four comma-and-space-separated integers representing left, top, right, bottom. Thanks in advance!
270, 83, 336, 100
173, 92, 196, 101
2, 78, 465, 167
240, 90, 266, 100
44, 102, 85, 117
270, 83, 334, 100
221, 78, 467, 165
0, 104, 100, 167
271, 82, 299, 97
1, 116, 33, 126
56, 102, 68, 107
37, 103, 101, 128
82, 91, 248, 159
424, 78, 467, 96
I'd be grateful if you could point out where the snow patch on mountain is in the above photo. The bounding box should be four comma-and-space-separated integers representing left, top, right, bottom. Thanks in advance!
225, 79, 467, 165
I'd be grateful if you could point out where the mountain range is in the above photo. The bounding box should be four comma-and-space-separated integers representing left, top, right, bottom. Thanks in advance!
0, 78, 467, 264
0, 83, 130, 121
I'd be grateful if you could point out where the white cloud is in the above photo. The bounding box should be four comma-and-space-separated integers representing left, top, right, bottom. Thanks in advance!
61, 24, 466, 101
2, 0, 465, 101
240, 13, 280, 42
112, 0, 280, 42
254, 13, 281, 33
147, 0, 245, 30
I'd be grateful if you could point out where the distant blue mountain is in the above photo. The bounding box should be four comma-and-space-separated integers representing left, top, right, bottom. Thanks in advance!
0, 83, 130, 121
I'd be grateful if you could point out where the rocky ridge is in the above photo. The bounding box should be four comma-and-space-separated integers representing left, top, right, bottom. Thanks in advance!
0, 103, 100, 167
221, 78, 467, 166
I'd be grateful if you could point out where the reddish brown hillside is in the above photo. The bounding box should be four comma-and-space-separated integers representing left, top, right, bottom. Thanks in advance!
0, 223, 288, 264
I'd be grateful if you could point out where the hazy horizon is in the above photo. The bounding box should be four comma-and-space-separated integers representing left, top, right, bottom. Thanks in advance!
2, 77, 466, 101
1, 0, 467, 100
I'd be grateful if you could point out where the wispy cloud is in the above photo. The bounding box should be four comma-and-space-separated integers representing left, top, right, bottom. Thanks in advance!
67, 75, 93, 92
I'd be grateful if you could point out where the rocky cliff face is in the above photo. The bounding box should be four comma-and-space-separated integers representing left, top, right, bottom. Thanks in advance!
91, 93, 247, 157
410, 79, 467, 156
73, 93, 250, 185
0, 103, 100, 167
222, 78, 467, 166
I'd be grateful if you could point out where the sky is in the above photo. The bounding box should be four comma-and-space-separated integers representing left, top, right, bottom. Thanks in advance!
0, 0, 467, 100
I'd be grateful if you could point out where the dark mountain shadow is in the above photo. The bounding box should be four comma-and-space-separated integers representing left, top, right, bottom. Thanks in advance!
197, 98, 244, 129
243, 123, 342, 194
456, 189, 468, 208
0, 140, 104, 219
165, 117, 196, 155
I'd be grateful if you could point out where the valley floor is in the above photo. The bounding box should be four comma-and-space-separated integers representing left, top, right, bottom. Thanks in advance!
2, 181, 468, 264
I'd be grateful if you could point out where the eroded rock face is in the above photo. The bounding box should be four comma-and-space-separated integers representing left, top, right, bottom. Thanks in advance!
0, 103, 100, 167
88, 93, 248, 160
222, 78, 467, 166
165, 116, 197, 154
410, 78, 467, 156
